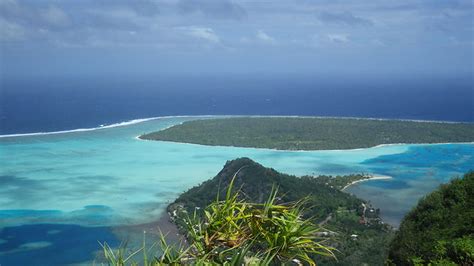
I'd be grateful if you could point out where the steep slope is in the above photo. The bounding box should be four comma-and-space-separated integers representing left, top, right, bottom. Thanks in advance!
388, 171, 474, 265
168, 158, 394, 265
169, 157, 362, 221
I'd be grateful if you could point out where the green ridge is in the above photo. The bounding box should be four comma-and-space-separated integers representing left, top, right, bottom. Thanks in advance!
168, 158, 394, 265
388, 171, 474, 265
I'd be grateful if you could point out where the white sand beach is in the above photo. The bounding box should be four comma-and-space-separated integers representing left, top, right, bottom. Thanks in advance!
342, 175, 392, 191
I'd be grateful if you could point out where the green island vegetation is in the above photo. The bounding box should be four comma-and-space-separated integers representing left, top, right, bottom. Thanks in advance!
100, 158, 393, 265
167, 158, 394, 265
99, 159, 473, 265
100, 158, 336, 265
101, 186, 334, 265
388, 171, 474, 265
139, 117, 474, 150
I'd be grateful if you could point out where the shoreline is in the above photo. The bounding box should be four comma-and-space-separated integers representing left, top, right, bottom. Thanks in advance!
136, 136, 474, 153
2, 114, 472, 139
118, 174, 392, 247
341, 175, 392, 191
135, 116, 474, 152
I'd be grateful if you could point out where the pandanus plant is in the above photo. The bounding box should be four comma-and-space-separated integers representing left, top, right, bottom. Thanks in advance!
100, 167, 336, 265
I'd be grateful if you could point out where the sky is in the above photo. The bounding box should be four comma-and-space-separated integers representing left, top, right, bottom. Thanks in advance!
0, 0, 473, 78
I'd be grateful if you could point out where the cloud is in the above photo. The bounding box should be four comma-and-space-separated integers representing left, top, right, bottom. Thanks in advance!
0, 1, 71, 30
241, 30, 277, 46
317, 11, 373, 26
1, 0, 472, 76
0, 17, 26, 41
378, 1, 473, 12
89, 0, 160, 17
179, 26, 220, 43
177, 0, 247, 20
256, 30, 276, 44
84, 8, 144, 31
40, 6, 70, 28
0, 0, 156, 33
327, 34, 349, 43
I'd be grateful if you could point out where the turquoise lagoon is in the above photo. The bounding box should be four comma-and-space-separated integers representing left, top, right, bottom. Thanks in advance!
1, 116, 473, 265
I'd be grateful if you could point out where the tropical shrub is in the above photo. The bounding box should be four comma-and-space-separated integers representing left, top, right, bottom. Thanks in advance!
388, 171, 474, 265
100, 169, 335, 265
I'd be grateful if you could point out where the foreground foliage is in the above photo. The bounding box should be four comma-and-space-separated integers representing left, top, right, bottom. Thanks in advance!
388, 171, 474, 265
101, 168, 335, 265
140, 117, 474, 150
170, 158, 393, 265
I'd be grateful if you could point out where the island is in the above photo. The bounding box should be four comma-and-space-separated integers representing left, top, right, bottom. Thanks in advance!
166, 158, 394, 265
99, 159, 473, 265
139, 117, 474, 150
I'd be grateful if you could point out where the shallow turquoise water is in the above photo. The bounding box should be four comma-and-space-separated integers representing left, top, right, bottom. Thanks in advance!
1, 116, 473, 264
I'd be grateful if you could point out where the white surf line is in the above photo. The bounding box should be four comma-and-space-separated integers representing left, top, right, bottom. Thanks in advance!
341, 175, 392, 191
1, 114, 472, 139
0, 118, 158, 138
0, 115, 230, 139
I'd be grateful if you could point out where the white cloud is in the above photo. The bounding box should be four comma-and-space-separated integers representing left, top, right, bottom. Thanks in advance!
179, 26, 220, 43
256, 30, 276, 44
327, 34, 349, 43
239, 30, 277, 46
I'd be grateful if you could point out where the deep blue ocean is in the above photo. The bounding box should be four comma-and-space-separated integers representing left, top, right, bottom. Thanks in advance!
0, 75, 473, 265
1, 74, 472, 134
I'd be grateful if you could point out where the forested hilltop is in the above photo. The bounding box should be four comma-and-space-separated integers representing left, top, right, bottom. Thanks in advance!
168, 158, 394, 265
140, 117, 474, 150
388, 171, 474, 265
